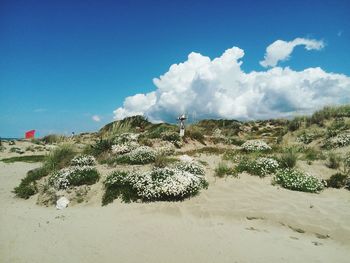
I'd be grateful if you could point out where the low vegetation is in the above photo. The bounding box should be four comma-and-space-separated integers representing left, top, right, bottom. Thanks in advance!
1, 155, 45, 163
274, 169, 325, 193
102, 161, 208, 205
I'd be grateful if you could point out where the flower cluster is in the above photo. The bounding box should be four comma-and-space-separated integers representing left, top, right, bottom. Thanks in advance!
48, 166, 99, 190
124, 146, 156, 164
297, 132, 316, 144
241, 140, 271, 152
71, 155, 96, 167
274, 168, 325, 193
111, 142, 139, 154
49, 154, 99, 190
323, 133, 350, 149
174, 161, 205, 175
113, 133, 139, 144
252, 157, 279, 176
105, 165, 207, 201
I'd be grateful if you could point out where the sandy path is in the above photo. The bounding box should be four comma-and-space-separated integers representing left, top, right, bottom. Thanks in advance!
1, 161, 350, 263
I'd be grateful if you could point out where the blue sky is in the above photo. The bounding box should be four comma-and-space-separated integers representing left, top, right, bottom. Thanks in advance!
1, 0, 349, 137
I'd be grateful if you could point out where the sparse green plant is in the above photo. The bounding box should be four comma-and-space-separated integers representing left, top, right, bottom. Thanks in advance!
1, 155, 45, 163
153, 155, 177, 168
44, 144, 76, 171
215, 162, 236, 178
326, 173, 348, 188
278, 148, 298, 168
326, 152, 341, 169
41, 134, 66, 144
13, 167, 48, 199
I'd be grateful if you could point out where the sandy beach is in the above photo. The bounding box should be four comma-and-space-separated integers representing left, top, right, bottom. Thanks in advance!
1, 157, 350, 263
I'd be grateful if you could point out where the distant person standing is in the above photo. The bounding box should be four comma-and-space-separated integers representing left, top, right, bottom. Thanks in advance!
0, 137, 2, 146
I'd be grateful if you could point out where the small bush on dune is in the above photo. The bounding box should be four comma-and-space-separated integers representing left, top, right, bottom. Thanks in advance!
274, 169, 325, 193
102, 161, 208, 205
241, 140, 271, 152
185, 127, 206, 144
326, 152, 341, 169
302, 147, 324, 161
116, 146, 156, 165
215, 162, 236, 178
288, 118, 302, 131
48, 166, 99, 190
235, 157, 279, 177
278, 148, 298, 168
71, 155, 96, 167
44, 144, 76, 171
326, 173, 348, 188
161, 131, 181, 143
91, 139, 114, 157
13, 167, 48, 199
41, 134, 66, 144
153, 155, 177, 168
323, 133, 350, 149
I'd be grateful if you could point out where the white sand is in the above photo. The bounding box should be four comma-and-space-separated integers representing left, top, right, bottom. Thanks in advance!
1, 159, 350, 263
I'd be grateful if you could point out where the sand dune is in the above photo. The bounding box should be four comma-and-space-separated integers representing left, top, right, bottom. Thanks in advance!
1, 160, 350, 263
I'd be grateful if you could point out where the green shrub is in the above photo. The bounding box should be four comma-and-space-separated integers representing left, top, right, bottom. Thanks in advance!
235, 157, 279, 177
1, 155, 45, 163
91, 139, 114, 157
13, 167, 48, 199
185, 127, 205, 144
102, 171, 138, 205
102, 164, 208, 205
44, 144, 76, 171
278, 148, 298, 168
41, 134, 66, 144
161, 131, 180, 143
116, 146, 156, 165
153, 155, 177, 168
302, 147, 324, 161
288, 118, 302, 131
274, 169, 325, 193
326, 173, 348, 188
326, 152, 341, 169
215, 162, 236, 178
48, 167, 100, 189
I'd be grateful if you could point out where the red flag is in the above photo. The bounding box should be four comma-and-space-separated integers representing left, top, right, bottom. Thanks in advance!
25, 130, 35, 139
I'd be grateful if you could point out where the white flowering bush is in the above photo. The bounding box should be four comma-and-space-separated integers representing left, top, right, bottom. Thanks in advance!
297, 132, 316, 144
111, 142, 139, 155
48, 166, 99, 190
252, 157, 279, 177
174, 161, 205, 175
235, 157, 279, 177
71, 155, 96, 167
102, 161, 208, 205
274, 168, 325, 193
241, 140, 271, 152
118, 146, 156, 164
323, 133, 350, 149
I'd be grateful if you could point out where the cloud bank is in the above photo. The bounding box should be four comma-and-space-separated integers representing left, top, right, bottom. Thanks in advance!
260, 38, 324, 67
114, 42, 350, 122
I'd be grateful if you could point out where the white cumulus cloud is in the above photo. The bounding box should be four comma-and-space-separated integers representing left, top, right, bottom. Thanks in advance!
92, 115, 101, 122
260, 38, 324, 68
113, 45, 350, 122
